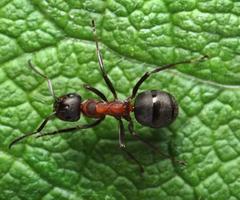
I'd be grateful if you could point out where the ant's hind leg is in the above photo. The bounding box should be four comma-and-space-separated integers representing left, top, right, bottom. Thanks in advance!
116, 117, 144, 173
129, 55, 208, 99
127, 117, 166, 155
126, 116, 186, 166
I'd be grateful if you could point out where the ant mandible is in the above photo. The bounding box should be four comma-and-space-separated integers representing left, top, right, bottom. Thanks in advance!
9, 20, 207, 173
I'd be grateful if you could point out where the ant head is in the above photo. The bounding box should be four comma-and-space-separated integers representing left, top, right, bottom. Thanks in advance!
54, 93, 82, 122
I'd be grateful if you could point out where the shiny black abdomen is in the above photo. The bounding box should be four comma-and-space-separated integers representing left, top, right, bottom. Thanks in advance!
134, 90, 178, 128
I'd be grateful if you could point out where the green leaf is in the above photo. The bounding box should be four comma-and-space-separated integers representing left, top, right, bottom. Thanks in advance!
1, 0, 240, 200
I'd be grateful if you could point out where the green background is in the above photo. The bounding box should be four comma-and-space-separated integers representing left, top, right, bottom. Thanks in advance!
0, 0, 240, 199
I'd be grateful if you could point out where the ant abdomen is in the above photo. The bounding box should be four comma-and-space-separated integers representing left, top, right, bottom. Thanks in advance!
134, 90, 178, 128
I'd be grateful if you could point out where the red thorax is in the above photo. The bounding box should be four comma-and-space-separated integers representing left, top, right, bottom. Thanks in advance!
81, 100, 134, 118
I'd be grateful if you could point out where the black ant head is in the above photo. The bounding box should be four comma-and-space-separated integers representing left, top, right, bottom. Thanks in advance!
54, 93, 82, 121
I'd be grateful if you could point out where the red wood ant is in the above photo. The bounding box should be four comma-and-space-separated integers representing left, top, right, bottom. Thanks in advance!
9, 20, 207, 172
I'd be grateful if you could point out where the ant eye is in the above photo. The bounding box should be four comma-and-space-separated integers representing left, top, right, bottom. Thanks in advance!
65, 105, 70, 109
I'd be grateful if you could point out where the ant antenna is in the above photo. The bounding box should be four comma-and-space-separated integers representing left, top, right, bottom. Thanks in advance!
28, 60, 57, 101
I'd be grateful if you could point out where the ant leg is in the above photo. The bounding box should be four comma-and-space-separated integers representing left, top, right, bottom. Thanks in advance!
126, 116, 186, 165
116, 117, 125, 148
9, 112, 56, 149
129, 55, 208, 99
116, 117, 144, 173
36, 117, 104, 138
91, 20, 118, 99
127, 117, 167, 156
83, 84, 108, 101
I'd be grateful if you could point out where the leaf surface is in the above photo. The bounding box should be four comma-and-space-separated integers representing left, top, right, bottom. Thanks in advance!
0, 1, 240, 200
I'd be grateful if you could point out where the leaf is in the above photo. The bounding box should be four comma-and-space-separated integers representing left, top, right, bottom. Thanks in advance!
0, 0, 240, 200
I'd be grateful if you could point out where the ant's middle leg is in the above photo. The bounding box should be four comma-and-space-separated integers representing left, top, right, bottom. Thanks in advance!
91, 20, 118, 99
116, 117, 144, 173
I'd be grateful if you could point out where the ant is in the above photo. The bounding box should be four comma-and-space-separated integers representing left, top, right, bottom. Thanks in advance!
9, 20, 208, 173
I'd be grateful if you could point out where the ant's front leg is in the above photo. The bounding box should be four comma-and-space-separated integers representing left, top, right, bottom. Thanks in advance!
9, 112, 56, 149
83, 84, 108, 101
36, 117, 105, 138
